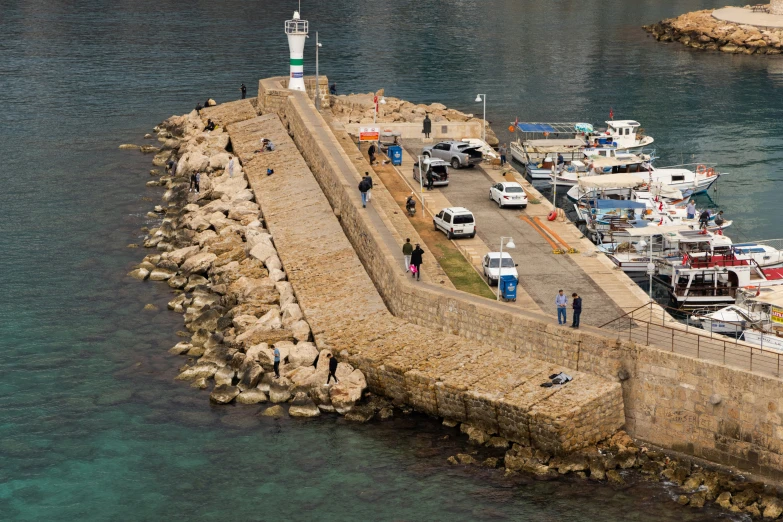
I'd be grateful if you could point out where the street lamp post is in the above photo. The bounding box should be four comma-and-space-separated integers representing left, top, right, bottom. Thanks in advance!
315, 32, 322, 110
417, 155, 423, 196
373, 95, 386, 124
497, 236, 516, 301
475, 94, 486, 144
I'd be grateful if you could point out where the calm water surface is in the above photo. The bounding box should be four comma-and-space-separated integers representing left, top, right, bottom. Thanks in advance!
0, 0, 775, 519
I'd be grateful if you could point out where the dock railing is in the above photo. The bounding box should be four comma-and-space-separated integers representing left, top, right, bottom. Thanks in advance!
599, 301, 782, 378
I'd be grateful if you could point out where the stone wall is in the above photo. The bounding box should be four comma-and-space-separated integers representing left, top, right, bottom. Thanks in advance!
278, 85, 783, 483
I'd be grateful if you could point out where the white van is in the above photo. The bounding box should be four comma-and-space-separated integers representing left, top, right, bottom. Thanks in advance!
433, 207, 476, 239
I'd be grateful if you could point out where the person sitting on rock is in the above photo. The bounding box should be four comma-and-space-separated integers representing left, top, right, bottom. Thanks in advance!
205, 119, 216, 132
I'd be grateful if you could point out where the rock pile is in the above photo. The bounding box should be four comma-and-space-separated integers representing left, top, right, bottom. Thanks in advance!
330, 89, 499, 146
644, 8, 783, 54
126, 108, 368, 417
447, 426, 783, 518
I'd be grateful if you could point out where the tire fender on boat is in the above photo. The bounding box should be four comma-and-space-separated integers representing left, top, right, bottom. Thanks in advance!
547, 210, 557, 221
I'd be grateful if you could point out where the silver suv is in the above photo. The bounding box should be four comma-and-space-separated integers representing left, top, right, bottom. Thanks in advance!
422, 141, 483, 169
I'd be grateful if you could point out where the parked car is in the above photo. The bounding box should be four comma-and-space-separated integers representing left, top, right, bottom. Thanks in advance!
422, 141, 483, 169
489, 182, 528, 209
482, 252, 519, 286
413, 157, 450, 187
433, 207, 476, 239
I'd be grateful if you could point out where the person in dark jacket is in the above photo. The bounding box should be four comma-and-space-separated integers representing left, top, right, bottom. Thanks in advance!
368, 143, 377, 165
326, 353, 339, 384
363, 173, 374, 202
195, 102, 202, 113
571, 293, 582, 328
422, 113, 432, 138
358, 176, 371, 208
241, 83, 247, 99
699, 209, 711, 230
329, 82, 336, 95
426, 168, 434, 190
410, 244, 424, 281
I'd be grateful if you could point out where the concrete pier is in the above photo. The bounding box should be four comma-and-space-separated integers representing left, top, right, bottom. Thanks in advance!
225, 108, 623, 455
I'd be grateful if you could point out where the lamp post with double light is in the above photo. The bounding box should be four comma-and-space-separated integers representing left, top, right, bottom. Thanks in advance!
475, 94, 486, 144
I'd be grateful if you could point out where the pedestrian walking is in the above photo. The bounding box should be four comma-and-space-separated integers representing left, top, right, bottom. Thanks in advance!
426, 168, 434, 191
368, 143, 377, 165
240, 83, 247, 99
189, 172, 197, 192
363, 172, 373, 202
498, 143, 507, 166
555, 289, 568, 325
571, 293, 582, 328
686, 200, 696, 220
228, 156, 235, 178
273, 346, 281, 378
194, 172, 201, 193
326, 353, 339, 384
402, 238, 413, 272
411, 243, 424, 281
358, 176, 371, 208
422, 113, 432, 138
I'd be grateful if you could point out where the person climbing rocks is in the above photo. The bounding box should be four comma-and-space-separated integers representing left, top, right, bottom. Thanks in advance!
194, 172, 201, 193
411, 243, 424, 281
556, 289, 568, 325
402, 238, 413, 273
241, 83, 247, 99
326, 353, 339, 384
166, 158, 177, 175
422, 113, 432, 138
228, 155, 235, 178
571, 293, 582, 328
189, 172, 197, 192
358, 175, 371, 208
273, 346, 281, 378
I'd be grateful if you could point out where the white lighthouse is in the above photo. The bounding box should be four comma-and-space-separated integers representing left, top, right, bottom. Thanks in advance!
285, 10, 308, 92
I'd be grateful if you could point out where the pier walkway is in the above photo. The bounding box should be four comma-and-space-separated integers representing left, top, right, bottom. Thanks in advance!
225, 105, 623, 454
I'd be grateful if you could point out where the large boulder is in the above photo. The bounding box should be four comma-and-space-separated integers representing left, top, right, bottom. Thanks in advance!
214, 366, 235, 386
176, 363, 218, 381
237, 364, 264, 391
236, 388, 268, 404
281, 303, 303, 327
269, 378, 293, 403
167, 245, 200, 265
227, 276, 278, 304
291, 320, 311, 342
249, 242, 277, 264
288, 342, 318, 368
210, 384, 240, 404
180, 252, 217, 275
189, 309, 222, 332
289, 392, 321, 417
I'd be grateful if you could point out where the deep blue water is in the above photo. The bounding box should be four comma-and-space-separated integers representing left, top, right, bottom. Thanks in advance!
0, 0, 774, 519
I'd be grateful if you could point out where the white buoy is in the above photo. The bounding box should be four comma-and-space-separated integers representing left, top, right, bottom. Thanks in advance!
285, 10, 308, 92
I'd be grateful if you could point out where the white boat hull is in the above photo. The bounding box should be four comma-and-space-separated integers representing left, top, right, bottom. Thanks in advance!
741, 330, 783, 353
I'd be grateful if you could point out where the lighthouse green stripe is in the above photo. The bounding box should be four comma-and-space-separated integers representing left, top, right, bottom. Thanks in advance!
290, 58, 303, 66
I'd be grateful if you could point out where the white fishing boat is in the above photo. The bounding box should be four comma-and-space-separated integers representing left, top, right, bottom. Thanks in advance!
690, 287, 769, 335
564, 164, 720, 199
738, 288, 783, 352
586, 120, 654, 152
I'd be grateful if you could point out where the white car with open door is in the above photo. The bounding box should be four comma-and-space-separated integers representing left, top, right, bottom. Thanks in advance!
490, 182, 528, 209
433, 207, 476, 239
482, 252, 519, 286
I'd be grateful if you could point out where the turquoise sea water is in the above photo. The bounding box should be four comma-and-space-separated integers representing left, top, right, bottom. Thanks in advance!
0, 0, 776, 519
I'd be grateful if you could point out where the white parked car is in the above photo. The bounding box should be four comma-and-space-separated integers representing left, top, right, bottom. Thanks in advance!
433, 207, 476, 239
489, 182, 528, 209
482, 252, 518, 286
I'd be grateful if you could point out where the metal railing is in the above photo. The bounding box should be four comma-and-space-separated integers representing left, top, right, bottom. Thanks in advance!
599, 301, 782, 378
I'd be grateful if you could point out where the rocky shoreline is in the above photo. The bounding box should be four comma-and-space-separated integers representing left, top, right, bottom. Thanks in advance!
644, 8, 783, 54
123, 102, 783, 519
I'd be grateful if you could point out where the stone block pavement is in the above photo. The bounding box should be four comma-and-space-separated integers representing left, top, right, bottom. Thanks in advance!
226, 110, 624, 454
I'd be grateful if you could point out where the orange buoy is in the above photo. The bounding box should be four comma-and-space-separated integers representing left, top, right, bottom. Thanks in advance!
706, 167, 715, 177
547, 210, 557, 221
508, 125, 515, 132
696, 164, 707, 175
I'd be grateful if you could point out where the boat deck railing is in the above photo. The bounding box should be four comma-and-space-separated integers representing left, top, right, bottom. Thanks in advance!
599, 301, 783, 378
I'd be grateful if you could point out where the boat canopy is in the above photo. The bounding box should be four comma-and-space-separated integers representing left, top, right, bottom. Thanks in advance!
749, 288, 783, 308
648, 182, 684, 200
578, 173, 645, 189
515, 122, 582, 134
590, 199, 647, 210
622, 225, 700, 237
589, 155, 643, 168
575, 123, 594, 133
526, 139, 584, 148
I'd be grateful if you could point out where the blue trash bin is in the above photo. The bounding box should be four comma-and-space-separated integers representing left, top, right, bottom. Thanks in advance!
499, 275, 518, 302
388, 145, 403, 166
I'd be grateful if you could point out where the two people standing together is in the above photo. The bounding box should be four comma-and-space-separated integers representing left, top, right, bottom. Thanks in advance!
402, 238, 424, 280
556, 289, 582, 328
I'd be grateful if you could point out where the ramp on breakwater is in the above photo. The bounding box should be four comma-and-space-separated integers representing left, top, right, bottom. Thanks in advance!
225, 111, 624, 455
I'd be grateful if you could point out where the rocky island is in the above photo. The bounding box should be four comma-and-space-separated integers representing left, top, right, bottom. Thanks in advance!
644, 4, 783, 54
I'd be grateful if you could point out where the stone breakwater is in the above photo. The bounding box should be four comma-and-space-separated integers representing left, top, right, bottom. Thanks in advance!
644, 8, 783, 54
126, 106, 373, 419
